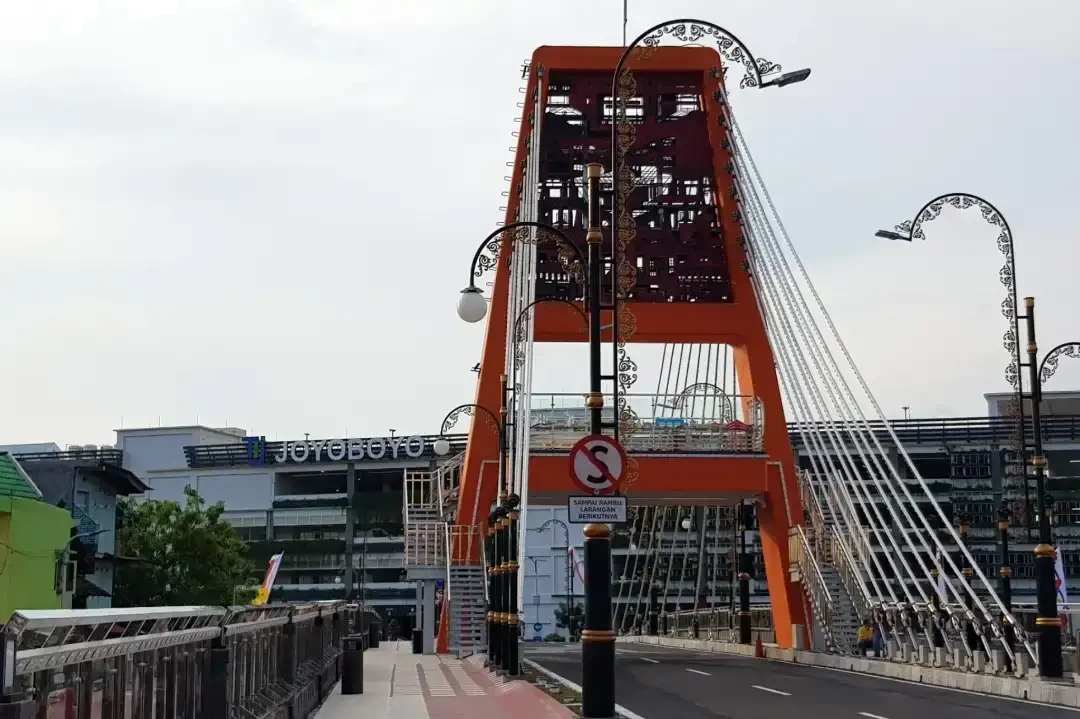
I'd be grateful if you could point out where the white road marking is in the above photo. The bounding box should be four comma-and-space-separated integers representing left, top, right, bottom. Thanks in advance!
618, 640, 1080, 712
686, 668, 711, 676
859, 713, 890, 719
752, 685, 791, 696
641, 657, 660, 664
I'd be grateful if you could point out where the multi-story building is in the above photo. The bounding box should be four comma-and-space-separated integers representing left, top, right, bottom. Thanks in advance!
114, 425, 465, 621
0, 443, 148, 608
0, 452, 78, 620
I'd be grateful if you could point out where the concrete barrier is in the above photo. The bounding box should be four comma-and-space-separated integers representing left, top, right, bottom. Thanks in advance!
617, 635, 1080, 709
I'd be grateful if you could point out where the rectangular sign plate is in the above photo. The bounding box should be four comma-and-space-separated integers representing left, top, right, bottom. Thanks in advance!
568, 495, 628, 524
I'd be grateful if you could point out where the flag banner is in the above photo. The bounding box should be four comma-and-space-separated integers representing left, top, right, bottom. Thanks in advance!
934, 549, 947, 604
568, 546, 585, 583
252, 552, 284, 606
1055, 548, 1068, 605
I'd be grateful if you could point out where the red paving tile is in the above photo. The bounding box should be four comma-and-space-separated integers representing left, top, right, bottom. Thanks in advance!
424, 681, 577, 719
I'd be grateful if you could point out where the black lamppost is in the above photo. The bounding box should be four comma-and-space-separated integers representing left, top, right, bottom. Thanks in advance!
738, 502, 754, 644
456, 171, 611, 696
531, 519, 578, 639
1022, 298, 1078, 678
435, 395, 515, 673
875, 195, 1029, 537
998, 502, 1012, 612
603, 23, 806, 717
956, 512, 980, 655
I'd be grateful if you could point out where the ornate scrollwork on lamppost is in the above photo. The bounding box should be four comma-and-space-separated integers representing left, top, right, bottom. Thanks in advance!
458, 222, 586, 324
876, 194, 1028, 516
1040, 342, 1080, 386
437, 404, 501, 446
511, 297, 588, 371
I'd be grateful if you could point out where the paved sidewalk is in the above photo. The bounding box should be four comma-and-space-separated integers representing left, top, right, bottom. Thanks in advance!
316, 641, 577, 719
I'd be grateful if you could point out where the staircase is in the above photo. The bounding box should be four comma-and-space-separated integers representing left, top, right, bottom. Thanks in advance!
404, 461, 489, 657
820, 565, 860, 653
448, 563, 487, 657
796, 471, 866, 655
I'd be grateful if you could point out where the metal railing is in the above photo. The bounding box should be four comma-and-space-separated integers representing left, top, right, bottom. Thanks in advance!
435, 452, 465, 517
789, 525, 835, 652
0, 603, 346, 718
529, 392, 764, 453
404, 471, 445, 569
662, 607, 775, 643
12, 448, 124, 465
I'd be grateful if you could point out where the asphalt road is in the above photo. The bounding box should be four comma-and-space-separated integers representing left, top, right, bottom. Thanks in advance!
523, 642, 1077, 719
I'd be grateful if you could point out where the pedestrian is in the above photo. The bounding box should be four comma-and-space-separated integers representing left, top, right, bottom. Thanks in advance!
871, 623, 885, 657
856, 619, 873, 656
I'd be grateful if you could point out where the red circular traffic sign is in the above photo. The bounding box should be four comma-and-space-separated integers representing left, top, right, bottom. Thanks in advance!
568, 435, 627, 495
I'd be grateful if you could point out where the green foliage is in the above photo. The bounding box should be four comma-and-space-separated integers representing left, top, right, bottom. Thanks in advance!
114, 486, 258, 607
552, 600, 583, 640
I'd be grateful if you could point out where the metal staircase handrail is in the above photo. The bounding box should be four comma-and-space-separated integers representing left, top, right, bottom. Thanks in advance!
829, 524, 873, 618
791, 524, 837, 652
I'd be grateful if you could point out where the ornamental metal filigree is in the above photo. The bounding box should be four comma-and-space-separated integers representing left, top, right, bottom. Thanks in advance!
472, 225, 585, 285
440, 404, 500, 437
670, 383, 736, 422
636, 23, 780, 89
512, 299, 587, 370
1041, 342, 1080, 385
893, 193, 1025, 473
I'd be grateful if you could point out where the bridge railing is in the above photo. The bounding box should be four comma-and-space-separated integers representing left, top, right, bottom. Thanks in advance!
529, 392, 764, 453
661, 607, 775, 644
0, 602, 346, 718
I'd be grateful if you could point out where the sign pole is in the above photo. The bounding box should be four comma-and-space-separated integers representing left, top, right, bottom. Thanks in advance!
581, 162, 616, 718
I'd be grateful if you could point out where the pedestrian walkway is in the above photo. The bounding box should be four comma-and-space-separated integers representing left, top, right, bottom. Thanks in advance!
315, 641, 577, 719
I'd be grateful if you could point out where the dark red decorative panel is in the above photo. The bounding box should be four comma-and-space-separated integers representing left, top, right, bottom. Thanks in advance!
533, 69, 731, 304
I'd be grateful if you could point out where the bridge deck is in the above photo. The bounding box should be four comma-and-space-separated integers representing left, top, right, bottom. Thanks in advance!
315, 642, 574, 719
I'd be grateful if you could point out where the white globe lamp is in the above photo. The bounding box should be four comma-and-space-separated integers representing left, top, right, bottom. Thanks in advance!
681, 517, 692, 530
457, 286, 488, 323
433, 437, 451, 456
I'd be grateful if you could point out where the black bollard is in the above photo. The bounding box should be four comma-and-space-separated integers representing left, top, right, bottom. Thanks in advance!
412, 625, 423, 654
341, 635, 365, 695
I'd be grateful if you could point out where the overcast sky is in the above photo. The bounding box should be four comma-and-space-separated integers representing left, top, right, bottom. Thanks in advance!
1, 1, 1077, 445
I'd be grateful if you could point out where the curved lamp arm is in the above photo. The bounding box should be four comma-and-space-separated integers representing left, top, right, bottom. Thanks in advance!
1039, 342, 1080, 386
438, 403, 502, 439
465, 221, 586, 289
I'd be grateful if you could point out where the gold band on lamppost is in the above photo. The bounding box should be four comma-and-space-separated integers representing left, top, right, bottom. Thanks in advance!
581, 630, 616, 643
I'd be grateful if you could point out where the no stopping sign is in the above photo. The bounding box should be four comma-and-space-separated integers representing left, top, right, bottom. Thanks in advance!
568, 435, 627, 495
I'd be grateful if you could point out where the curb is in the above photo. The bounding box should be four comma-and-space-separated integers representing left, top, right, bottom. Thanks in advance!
619, 635, 1080, 709
522, 657, 647, 719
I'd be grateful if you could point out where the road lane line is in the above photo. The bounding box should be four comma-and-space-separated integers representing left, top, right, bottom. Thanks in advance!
859, 713, 890, 719
686, 669, 711, 676
752, 685, 791, 696
641, 657, 660, 664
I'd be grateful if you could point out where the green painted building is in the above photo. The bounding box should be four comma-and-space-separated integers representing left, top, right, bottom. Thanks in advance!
0, 452, 75, 622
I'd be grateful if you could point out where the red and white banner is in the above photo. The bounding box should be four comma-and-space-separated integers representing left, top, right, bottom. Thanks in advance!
568, 546, 585, 583
253, 552, 284, 606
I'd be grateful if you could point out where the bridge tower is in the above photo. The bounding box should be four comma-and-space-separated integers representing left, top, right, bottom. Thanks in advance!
454, 45, 808, 649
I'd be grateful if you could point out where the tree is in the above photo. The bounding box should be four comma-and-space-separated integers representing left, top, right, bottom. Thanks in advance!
114, 486, 258, 607
553, 600, 584, 641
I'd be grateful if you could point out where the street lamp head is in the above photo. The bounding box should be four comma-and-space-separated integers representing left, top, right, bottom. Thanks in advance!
433, 437, 451, 456
457, 285, 488, 323
681, 518, 692, 530
874, 229, 912, 242
760, 68, 811, 89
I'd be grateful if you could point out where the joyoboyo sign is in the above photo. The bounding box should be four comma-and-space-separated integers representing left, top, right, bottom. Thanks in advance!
243, 435, 429, 466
